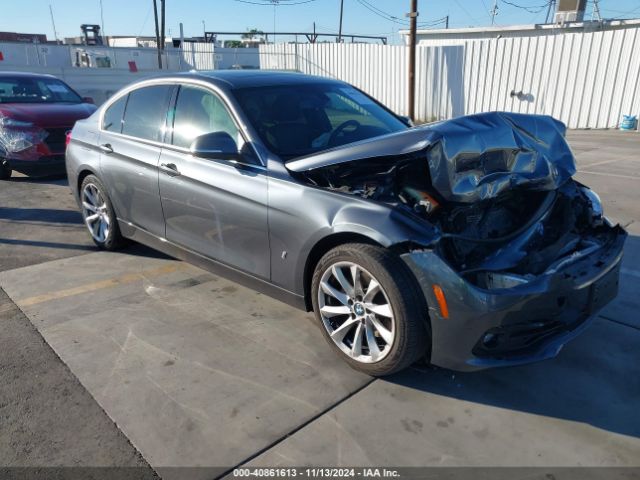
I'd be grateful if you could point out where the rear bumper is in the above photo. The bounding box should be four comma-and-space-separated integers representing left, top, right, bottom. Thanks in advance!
402, 224, 626, 372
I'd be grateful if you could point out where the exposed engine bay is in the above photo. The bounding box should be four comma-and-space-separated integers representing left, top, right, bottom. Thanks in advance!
289, 112, 621, 289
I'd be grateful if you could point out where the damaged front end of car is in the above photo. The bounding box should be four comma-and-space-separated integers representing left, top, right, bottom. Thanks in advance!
0, 113, 53, 176
288, 112, 626, 371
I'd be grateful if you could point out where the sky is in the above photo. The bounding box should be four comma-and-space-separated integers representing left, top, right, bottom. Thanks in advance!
1, 0, 640, 45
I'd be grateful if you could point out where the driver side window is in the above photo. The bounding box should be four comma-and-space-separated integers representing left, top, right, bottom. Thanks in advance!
171, 85, 240, 150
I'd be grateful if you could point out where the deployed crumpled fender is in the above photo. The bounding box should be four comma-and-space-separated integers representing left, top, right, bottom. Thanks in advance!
286, 111, 576, 204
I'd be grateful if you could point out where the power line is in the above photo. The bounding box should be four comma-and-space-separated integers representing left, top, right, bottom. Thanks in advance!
452, 0, 482, 24
354, 0, 447, 27
479, 0, 495, 22
138, 3, 153, 36
598, 3, 640, 16
500, 0, 552, 14
233, 0, 318, 5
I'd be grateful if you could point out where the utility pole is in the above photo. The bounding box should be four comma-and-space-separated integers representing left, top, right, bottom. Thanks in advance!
160, 0, 166, 52
490, 0, 498, 25
153, 0, 162, 68
445, 15, 449, 29
338, 0, 344, 43
407, 0, 418, 121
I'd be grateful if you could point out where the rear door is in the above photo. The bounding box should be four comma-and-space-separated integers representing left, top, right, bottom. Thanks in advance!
158, 83, 270, 279
98, 84, 173, 237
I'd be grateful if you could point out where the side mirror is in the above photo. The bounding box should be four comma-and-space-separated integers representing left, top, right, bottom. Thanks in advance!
190, 131, 240, 160
82, 96, 95, 104
398, 115, 414, 127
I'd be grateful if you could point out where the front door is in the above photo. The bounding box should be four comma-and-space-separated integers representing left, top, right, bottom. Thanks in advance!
158, 84, 270, 279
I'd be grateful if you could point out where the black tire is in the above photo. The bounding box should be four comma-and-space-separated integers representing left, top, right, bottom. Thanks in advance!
80, 174, 127, 250
311, 243, 430, 376
0, 159, 11, 180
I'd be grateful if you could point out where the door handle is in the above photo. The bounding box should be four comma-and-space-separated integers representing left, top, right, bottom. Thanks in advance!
99, 143, 114, 154
160, 162, 180, 176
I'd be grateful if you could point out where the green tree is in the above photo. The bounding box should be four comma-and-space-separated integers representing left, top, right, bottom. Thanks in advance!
241, 29, 263, 40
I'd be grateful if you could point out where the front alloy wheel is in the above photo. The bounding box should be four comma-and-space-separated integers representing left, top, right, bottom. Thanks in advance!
318, 262, 395, 363
312, 243, 429, 376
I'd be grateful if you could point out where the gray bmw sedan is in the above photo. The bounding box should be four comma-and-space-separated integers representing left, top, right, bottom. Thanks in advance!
66, 71, 625, 375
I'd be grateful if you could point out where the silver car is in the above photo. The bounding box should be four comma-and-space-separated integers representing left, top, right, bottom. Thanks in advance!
66, 71, 625, 375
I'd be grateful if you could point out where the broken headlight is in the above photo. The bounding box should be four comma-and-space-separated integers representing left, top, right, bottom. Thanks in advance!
0, 113, 48, 154
580, 186, 603, 226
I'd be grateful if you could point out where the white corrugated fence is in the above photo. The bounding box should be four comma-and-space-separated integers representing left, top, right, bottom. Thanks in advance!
260, 24, 640, 129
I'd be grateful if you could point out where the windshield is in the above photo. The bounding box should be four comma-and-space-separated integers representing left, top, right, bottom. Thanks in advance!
234, 83, 407, 159
0, 77, 83, 104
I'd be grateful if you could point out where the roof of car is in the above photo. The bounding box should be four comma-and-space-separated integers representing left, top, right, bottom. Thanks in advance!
174, 70, 343, 89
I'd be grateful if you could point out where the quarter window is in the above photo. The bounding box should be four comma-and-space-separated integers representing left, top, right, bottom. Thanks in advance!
102, 95, 127, 133
121, 85, 173, 142
172, 85, 240, 149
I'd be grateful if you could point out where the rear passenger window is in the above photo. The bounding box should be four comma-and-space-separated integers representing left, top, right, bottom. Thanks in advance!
103, 95, 127, 133
122, 85, 173, 142
172, 85, 240, 149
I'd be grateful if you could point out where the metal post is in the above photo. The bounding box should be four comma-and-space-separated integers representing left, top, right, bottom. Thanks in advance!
153, 0, 162, 68
273, 1, 277, 44
545, 0, 556, 23
179, 22, 184, 70
100, 0, 106, 40
490, 0, 498, 25
338, 0, 344, 43
49, 4, 59, 44
445, 15, 449, 29
160, 0, 166, 51
407, 0, 418, 121
592, 0, 602, 21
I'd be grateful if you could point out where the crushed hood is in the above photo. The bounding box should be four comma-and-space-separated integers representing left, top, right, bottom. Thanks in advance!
287, 112, 576, 203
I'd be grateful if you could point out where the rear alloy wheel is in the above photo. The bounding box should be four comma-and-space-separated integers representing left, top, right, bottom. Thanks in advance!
0, 159, 11, 180
312, 243, 429, 376
80, 175, 126, 250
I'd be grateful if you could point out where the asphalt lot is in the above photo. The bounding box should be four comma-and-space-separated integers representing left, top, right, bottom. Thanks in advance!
0, 130, 639, 479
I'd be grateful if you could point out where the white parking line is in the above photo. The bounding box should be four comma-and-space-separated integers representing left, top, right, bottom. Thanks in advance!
577, 170, 640, 180
580, 158, 625, 169
621, 268, 640, 279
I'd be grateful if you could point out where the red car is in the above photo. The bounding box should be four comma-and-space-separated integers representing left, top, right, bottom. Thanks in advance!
0, 72, 96, 179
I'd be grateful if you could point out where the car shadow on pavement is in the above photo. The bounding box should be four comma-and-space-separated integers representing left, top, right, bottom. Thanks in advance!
0, 207, 83, 225
388, 235, 640, 440
0, 238, 95, 251
5, 174, 69, 186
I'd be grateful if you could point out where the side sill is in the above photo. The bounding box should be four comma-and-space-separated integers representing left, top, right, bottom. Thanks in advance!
118, 220, 308, 311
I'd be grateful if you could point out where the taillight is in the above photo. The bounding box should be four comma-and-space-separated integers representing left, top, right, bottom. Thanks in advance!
65, 130, 72, 148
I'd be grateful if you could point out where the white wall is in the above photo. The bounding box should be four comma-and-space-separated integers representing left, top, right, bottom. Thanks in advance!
0, 65, 161, 105
0, 42, 259, 72
0, 42, 261, 105
260, 24, 640, 129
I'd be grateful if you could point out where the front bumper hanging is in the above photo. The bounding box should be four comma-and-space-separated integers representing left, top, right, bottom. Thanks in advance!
402, 224, 626, 372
